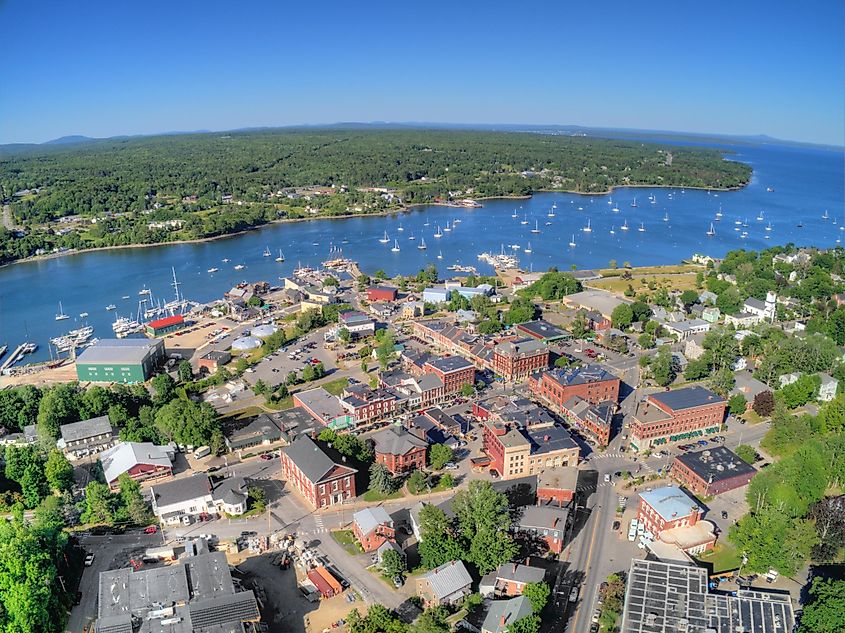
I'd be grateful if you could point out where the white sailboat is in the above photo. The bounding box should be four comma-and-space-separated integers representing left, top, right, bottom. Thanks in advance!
434, 225, 443, 238
583, 219, 592, 233
638, 222, 646, 232
823, 209, 830, 220
234, 264, 245, 270
757, 211, 764, 221
716, 206, 723, 218
707, 223, 716, 236
524, 242, 532, 253
408, 233, 416, 241
531, 220, 540, 234
437, 250, 443, 259
398, 225, 405, 232
511, 209, 518, 218
379, 231, 390, 244
610, 225, 615, 235
263, 246, 271, 257
608, 197, 613, 205
620, 219, 629, 231
418, 238, 427, 250
55, 301, 69, 321
443, 221, 451, 232
631, 197, 638, 208
663, 212, 669, 222
766, 222, 772, 232
520, 215, 529, 225
391, 239, 401, 252
547, 205, 556, 218
276, 249, 285, 262
568, 234, 577, 247
612, 201, 620, 213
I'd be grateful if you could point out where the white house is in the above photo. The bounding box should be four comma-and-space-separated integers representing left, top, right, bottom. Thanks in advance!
150, 474, 247, 525
819, 374, 839, 402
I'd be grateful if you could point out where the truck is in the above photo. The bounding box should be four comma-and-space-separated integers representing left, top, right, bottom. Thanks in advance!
193, 446, 211, 459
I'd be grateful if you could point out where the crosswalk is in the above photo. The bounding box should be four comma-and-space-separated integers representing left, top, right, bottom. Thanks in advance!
586, 451, 625, 460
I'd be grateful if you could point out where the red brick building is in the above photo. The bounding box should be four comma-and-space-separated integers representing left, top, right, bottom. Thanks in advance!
423, 356, 476, 394
559, 397, 615, 446
482, 421, 579, 481
352, 507, 396, 552
670, 447, 756, 496
340, 385, 398, 425
630, 387, 726, 452
367, 286, 398, 302
529, 364, 620, 409
536, 468, 578, 506
492, 339, 549, 382
280, 435, 357, 508
636, 486, 716, 554
512, 505, 569, 554
371, 426, 427, 474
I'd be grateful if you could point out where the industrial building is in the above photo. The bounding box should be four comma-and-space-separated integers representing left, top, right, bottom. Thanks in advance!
76, 338, 165, 383
145, 314, 185, 337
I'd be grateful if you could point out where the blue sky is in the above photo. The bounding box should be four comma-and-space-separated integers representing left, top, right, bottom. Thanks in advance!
1, 0, 843, 145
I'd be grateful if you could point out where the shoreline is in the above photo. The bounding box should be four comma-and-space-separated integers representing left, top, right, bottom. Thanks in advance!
1, 181, 747, 269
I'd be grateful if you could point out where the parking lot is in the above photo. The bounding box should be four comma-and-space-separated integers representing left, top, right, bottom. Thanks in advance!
243, 326, 338, 390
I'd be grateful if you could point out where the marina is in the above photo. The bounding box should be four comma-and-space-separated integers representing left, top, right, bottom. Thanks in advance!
0, 141, 842, 365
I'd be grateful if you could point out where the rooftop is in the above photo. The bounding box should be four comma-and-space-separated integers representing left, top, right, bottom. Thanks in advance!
482, 596, 533, 633
495, 337, 547, 358
543, 364, 618, 387
639, 486, 702, 522
371, 426, 427, 456
515, 319, 569, 340
516, 505, 569, 530
674, 446, 756, 484
60, 415, 113, 443
621, 559, 794, 633
537, 466, 579, 492
494, 562, 545, 585
151, 473, 212, 509
99, 441, 171, 485
295, 387, 348, 422
353, 506, 393, 535
420, 560, 472, 599
281, 434, 357, 484
425, 355, 474, 374
564, 289, 627, 318
650, 386, 724, 412
77, 338, 163, 365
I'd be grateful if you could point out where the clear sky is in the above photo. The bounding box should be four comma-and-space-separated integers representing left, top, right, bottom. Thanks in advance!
1, 0, 843, 145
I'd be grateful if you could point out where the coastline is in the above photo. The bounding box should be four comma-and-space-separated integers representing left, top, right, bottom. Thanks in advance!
1, 182, 746, 269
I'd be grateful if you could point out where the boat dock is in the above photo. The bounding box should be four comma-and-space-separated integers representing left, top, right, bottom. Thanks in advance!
0, 343, 28, 374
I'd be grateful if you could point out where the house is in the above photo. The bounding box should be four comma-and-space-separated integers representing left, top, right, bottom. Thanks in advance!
99, 441, 174, 490
536, 467, 578, 506
701, 306, 721, 323
732, 371, 770, 408
280, 435, 357, 508
423, 407, 464, 435
94, 551, 259, 633
481, 597, 533, 633
338, 310, 376, 337
779, 372, 801, 388
57, 416, 114, 459
671, 447, 756, 496
198, 350, 231, 373
479, 562, 545, 598
150, 474, 247, 524
819, 373, 839, 402
512, 505, 569, 554
371, 426, 427, 474
423, 287, 451, 304
663, 319, 710, 341
684, 335, 706, 361
698, 290, 718, 305
402, 301, 425, 319
637, 486, 716, 554
367, 286, 398, 302
417, 560, 473, 607
352, 507, 396, 552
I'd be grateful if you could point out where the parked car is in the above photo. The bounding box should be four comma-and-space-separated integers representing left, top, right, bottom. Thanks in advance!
444, 462, 459, 470
143, 526, 158, 534
84, 553, 95, 566
569, 586, 579, 603
603, 473, 611, 483
721, 510, 729, 519
393, 576, 404, 588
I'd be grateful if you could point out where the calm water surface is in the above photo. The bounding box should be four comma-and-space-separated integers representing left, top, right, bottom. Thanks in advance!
1, 142, 843, 363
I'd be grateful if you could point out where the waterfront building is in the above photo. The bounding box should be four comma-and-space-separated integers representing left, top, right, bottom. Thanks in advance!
76, 338, 165, 383
144, 314, 185, 337
366, 286, 398, 302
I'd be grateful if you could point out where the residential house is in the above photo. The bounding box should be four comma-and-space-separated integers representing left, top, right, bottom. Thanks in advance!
352, 507, 396, 552
819, 373, 839, 402
371, 426, 427, 474
479, 562, 545, 598
512, 505, 569, 554
150, 474, 247, 524
57, 416, 114, 459
280, 435, 357, 508
481, 597, 534, 633
417, 560, 473, 607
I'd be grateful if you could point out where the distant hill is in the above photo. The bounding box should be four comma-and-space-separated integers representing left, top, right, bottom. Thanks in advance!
43, 135, 96, 145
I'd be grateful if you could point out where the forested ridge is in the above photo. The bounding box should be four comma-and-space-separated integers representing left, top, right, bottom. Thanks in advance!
0, 128, 751, 263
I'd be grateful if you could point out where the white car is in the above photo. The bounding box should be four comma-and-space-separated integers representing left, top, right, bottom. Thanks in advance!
603, 474, 611, 483
84, 553, 95, 566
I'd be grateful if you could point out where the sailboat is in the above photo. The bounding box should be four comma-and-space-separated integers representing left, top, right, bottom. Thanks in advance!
612, 201, 620, 213
531, 220, 540, 234
620, 219, 629, 231
583, 219, 592, 233
765, 222, 772, 232
706, 223, 716, 236
610, 225, 615, 235
663, 212, 669, 222
823, 209, 830, 220
520, 215, 529, 225
511, 209, 518, 218
638, 222, 646, 232
650, 194, 657, 205
418, 237, 427, 250
276, 249, 285, 262
608, 197, 613, 205
437, 250, 443, 259
716, 205, 723, 218
398, 225, 405, 232
443, 221, 451, 232
757, 211, 764, 221
391, 239, 401, 252
106, 304, 117, 311
568, 234, 577, 247
222, 258, 230, 263
524, 242, 532, 253
263, 246, 271, 257
379, 231, 390, 244
434, 225, 443, 238
408, 233, 416, 241
55, 301, 69, 321
547, 205, 556, 218
631, 197, 638, 208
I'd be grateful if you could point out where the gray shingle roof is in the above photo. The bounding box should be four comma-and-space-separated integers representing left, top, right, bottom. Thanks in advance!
281, 434, 356, 484
421, 560, 472, 599
60, 415, 113, 442
372, 426, 427, 456
494, 562, 545, 585
151, 473, 212, 508
483, 596, 533, 633
353, 507, 393, 536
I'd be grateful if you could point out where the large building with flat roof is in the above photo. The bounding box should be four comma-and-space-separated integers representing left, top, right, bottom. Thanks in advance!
76, 338, 165, 383
529, 364, 620, 409
482, 417, 579, 480
629, 386, 725, 452
621, 559, 794, 633
671, 446, 756, 496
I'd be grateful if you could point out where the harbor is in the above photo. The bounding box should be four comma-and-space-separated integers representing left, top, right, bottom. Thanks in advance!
0, 142, 842, 367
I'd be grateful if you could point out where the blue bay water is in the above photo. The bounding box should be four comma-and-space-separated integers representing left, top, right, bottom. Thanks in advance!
1, 141, 843, 364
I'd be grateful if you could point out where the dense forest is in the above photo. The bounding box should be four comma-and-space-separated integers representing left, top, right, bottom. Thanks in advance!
0, 128, 751, 263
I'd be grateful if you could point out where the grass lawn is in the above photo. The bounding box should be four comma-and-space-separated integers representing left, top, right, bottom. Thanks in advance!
696, 543, 742, 574
222, 406, 267, 421
264, 395, 294, 410
331, 529, 365, 555
740, 410, 764, 424
590, 273, 700, 296
362, 489, 404, 502
323, 378, 350, 396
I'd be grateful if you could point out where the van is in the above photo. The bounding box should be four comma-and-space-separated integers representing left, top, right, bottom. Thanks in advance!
194, 446, 211, 459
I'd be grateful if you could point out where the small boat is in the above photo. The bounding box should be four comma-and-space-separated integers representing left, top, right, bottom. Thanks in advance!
547, 206, 556, 218
620, 220, 629, 231
583, 219, 592, 233
443, 221, 452, 232
391, 239, 401, 252
511, 210, 518, 218
311, 241, 319, 246
398, 225, 405, 232
424, 220, 430, 226
79, 311, 89, 318
716, 205, 723, 218
276, 249, 285, 262
207, 267, 219, 273
418, 238, 427, 250
524, 242, 532, 253
630, 197, 638, 208
106, 304, 117, 311
453, 218, 461, 223
607, 197, 613, 205
757, 211, 764, 221
408, 234, 416, 241
139, 286, 151, 295
612, 202, 620, 213
638, 222, 646, 232
735, 219, 742, 225
796, 221, 804, 228
610, 225, 615, 235
663, 212, 669, 222
568, 234, 577, 247
121, 295, 130, 299
222, 258, 230, 263
520, 215, 529, 225
743, 218, 749, 227
545, 221, 553, 226
531, 220, 540, 234
765, 222, 772, 232
55, 301, 69, 321
263, 246, 271, 257
341, 237, 349, 244
823, 210, 830, 220
434, 225, 443, 238
379, 231, 390, 244
767, 187, 775, 192
650, 195, 657, 205
707, 223, 716, 237
437, 250, 443, 259
234, 264, 245, 270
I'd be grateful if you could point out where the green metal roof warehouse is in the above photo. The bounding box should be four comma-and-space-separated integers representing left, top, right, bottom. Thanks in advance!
76, 338, 165, 383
